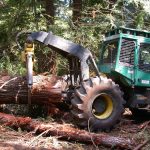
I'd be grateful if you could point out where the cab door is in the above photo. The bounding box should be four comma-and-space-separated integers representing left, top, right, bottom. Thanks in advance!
135, 43, 150, 87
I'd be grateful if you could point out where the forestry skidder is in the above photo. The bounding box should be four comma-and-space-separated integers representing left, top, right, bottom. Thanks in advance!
19, 27, 150, 131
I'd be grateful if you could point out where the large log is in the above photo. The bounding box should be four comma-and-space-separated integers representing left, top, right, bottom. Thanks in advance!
0, 75, 66, 105
0, 112, 135, 149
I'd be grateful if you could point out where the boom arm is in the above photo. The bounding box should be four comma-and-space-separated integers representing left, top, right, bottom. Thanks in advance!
27, 31, 100, 81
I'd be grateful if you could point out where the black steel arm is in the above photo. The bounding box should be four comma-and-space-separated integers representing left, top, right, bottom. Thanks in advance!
27, 31, 100, 80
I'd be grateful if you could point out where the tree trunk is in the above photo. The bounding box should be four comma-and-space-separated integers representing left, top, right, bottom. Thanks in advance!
37, 0, 56, 74
45, 0, 55, 25
72, 0, 82, 23
0, 75, 66, 105
0, 112, 135, 149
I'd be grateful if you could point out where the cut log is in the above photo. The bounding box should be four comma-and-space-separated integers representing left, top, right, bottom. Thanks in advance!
0, 75, 66, 105
0, 112, 135, 149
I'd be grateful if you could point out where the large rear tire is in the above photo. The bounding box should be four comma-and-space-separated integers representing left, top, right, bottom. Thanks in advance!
71, 76, 125, 131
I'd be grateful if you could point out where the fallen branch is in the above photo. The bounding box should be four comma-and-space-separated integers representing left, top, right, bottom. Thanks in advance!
0, 112, 135, 149
139, 121, 150, 130
133, 139, 149, 150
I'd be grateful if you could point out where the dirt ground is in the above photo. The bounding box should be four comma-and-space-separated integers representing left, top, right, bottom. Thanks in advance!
0, 106, 150, 150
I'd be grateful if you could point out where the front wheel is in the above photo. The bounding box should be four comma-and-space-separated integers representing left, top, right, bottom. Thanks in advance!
71, 76, 125, 131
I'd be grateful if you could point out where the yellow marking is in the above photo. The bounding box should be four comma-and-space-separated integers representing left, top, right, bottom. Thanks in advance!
21, 43, 35, 62
24, 43, 34, 53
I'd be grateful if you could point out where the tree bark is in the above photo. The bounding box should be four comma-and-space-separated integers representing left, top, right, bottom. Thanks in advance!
72, 0, 82, 23
0, 75, 66, 105
37, 0, 56, 74
45, 0, 55, 25
0, 112, 135, 149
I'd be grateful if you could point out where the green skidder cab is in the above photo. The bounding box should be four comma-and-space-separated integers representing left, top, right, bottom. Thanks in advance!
99, 27, 150, 113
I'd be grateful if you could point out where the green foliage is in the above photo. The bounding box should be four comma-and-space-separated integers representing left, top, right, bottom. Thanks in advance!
0, 55, 26, 75
0, 0, 46, 75
0, 0, 150, 75
135, 11, 145, 29
122, 0, 150, 30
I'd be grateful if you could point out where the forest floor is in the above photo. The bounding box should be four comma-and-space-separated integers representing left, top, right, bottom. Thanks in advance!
0, 105, 150, 150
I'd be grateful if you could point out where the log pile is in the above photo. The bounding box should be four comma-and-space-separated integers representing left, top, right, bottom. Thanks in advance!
0, 112, 135, 149
0, 75, 66, 105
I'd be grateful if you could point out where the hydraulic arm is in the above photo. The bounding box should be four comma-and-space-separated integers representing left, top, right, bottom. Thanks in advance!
26, 31, 100, 82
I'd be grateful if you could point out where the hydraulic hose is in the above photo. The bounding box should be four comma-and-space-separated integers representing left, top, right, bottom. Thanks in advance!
16, 31, 32, 51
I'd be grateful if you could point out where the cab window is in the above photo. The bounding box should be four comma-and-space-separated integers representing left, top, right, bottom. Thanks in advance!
102, 40, 118, 64
139, 43, 150, 72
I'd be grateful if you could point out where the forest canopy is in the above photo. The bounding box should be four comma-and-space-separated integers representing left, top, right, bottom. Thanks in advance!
0, 0, 150, 75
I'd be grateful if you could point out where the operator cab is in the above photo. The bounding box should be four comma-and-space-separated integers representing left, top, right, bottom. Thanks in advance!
99, 27, 150, 87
